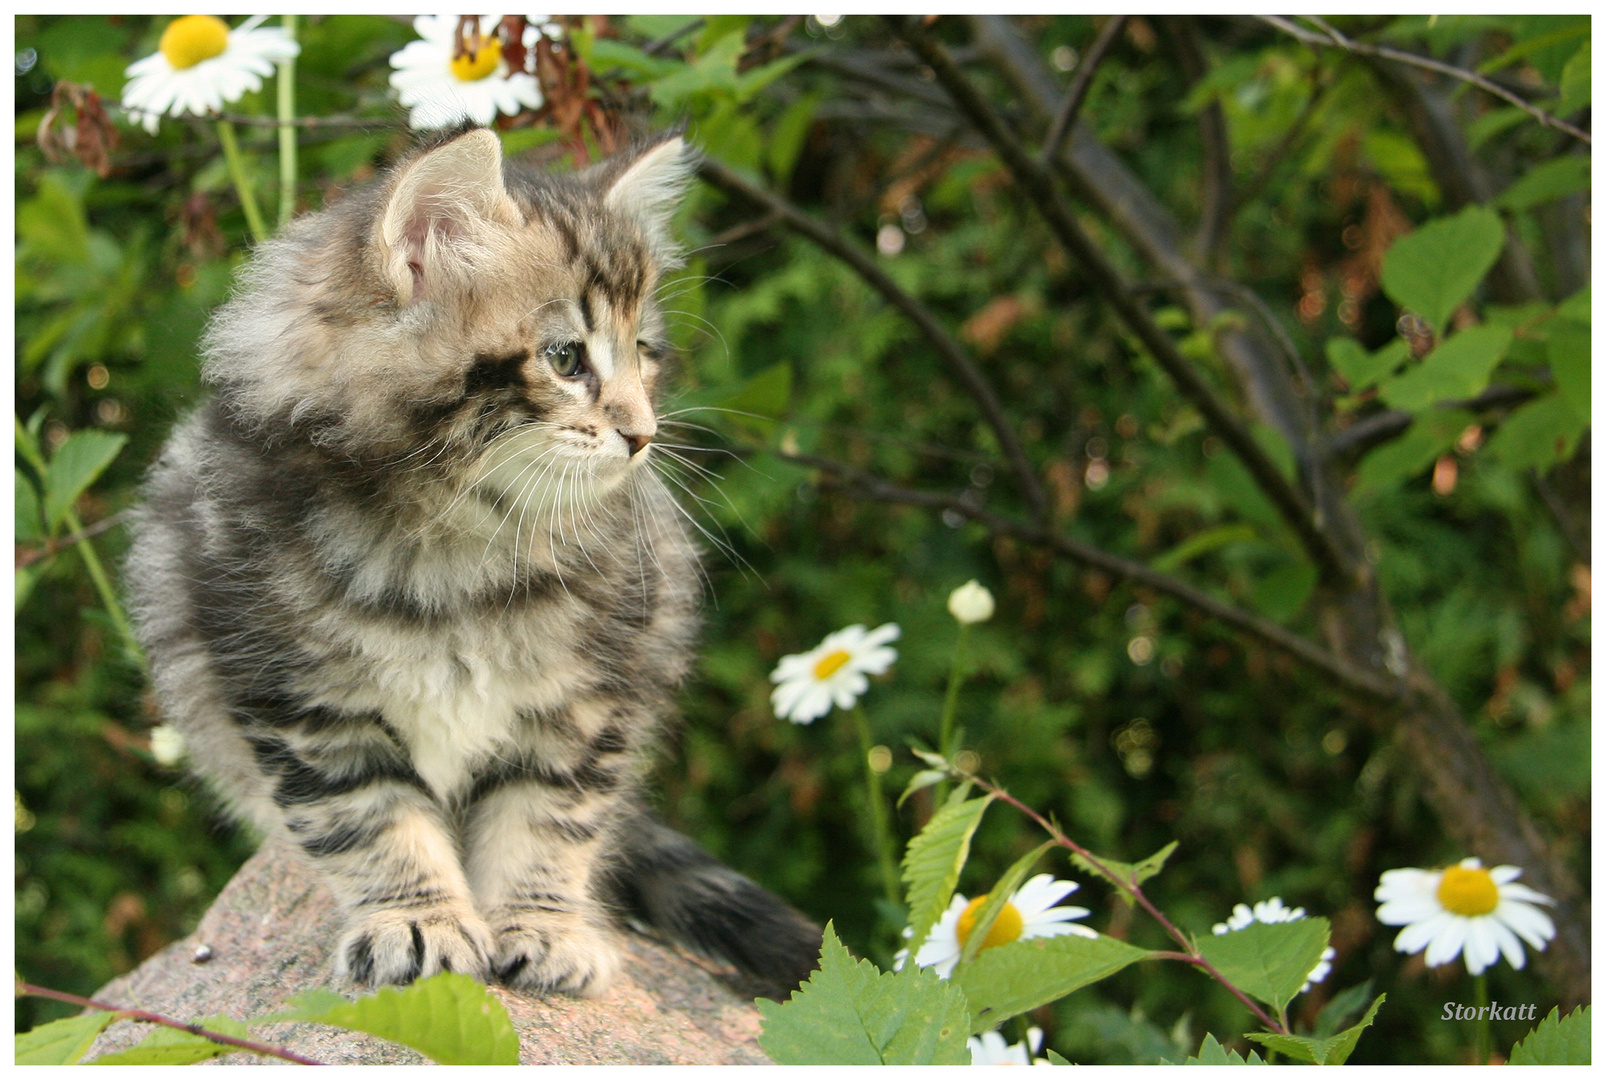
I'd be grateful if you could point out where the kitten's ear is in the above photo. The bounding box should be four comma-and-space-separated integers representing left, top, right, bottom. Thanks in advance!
601, 135, 698, 264
378, 128, 520, 304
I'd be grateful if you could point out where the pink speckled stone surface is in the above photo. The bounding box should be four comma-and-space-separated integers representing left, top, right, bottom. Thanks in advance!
86, 837, 772, 1065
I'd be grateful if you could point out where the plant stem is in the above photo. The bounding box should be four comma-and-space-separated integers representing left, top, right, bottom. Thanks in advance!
967, 772, 1289, 1036
1473, 972, 1491, 1063
850, 705, 903, 906
276, 14, 299, 227
216, 119, 268, 243
932, 622, 970, 805
17, 982, 322, 1065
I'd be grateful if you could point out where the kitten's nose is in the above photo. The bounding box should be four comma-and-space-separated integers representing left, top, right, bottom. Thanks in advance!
623, 431, 652, 456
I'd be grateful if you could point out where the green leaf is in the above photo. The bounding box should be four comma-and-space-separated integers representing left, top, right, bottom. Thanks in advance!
1151, 523, 1257, 572
1557, 284, 1590, 323
16, 467, 45, 544
756, 922, 970, 1065
586, 38, 683, 80
1546, 320, 1590, 423
1312, 979, 1375, 1038
1070, 841, 1178, 907
956, 841, 1057, 966
1556, 40, 1590, 115
1484, 393, 1587, 472
1194, 917, 1330, 1014
15, 1011, 118, 1065
1045, 1047, 1074, 1065
1353, 409, 1476, 494
767, 91, 821, 181
1327, 337, 1409, 393
88, 1016, 250, 1065
1182, 1032, 1266, 1065
954, 934, 1153, 1034
43, 429, 128, 533
1378, 326, 1511, 412
1380, 205, 1506, 332
1495, 155, 1590, 212
898, 769, 948, 807
1252, 559, 1317, 622
900, 793, 993, 959
1508, 1005, 1590, 1065
271, 972, 518, 1065
1468, 107, 1529, 151
1245, 993, 1384, 1065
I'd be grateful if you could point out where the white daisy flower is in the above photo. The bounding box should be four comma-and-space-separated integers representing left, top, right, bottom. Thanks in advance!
148, 724, 187, 767
1211, 896, 1334, 993
388, 15, 547, 131
907, 873, 1097, 979
1375, 857, 1555, 976
121, 15, 300, 136
968, 1025, 1052, 1066
769, 623, 900, 724
947, 579, 995, 624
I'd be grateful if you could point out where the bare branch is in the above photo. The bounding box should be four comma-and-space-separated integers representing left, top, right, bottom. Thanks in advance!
698, 156, 1052, 525
1039, 15, 1126, 165
1255, 14, 1590, 146
777, 448, 1404, 703
885, 15, 1354, 589
1163, 17, 1233, 269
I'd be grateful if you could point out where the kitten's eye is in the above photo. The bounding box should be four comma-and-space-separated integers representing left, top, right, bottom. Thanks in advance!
546, 342, 586, 378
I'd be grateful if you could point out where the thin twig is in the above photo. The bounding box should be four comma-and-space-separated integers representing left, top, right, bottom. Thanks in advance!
699, 156, 1052, 525
1039, 15, 1126, 164
15, 510, 130, 570
776, 448, 1404, 703
1164, 17, 1233, 269
17, 982, 323, 1065
884, 16, 1353, 589
958, 775, 1288, 1035
1255, 14, 1590, 146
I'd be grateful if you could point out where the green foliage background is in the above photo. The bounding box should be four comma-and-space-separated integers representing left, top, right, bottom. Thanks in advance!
14, 14, 1590, 1064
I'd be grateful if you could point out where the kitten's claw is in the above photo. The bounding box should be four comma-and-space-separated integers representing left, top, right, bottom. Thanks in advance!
338, 908, 494, 985
492, 919, 621, 997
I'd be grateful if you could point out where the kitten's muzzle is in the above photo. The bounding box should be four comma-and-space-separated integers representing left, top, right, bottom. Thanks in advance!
624, 432, 652, 457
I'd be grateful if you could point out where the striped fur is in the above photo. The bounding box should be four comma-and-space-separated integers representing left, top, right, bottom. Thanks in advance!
126, 130, 820, 997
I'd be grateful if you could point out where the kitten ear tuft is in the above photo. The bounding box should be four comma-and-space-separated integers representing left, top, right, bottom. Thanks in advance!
602, 136, 698, 265
378, 128, 519, 305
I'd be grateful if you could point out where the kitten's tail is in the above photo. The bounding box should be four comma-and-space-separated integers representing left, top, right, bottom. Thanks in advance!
609, 811, 822, 997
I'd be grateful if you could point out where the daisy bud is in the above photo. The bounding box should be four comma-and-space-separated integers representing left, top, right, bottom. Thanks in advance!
947, 580, 995, 624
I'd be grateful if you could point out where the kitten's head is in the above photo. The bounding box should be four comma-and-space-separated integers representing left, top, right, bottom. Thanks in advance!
207, 128, 698, 514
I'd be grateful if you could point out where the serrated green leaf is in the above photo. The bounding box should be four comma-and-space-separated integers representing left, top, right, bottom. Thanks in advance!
756, 922, 970, 1064
1245, 993, 1383, 1065
273, 972, 518, 1065
1195, 917, 1330, 1014
1495, 155, 1591, 212
1509, 1005, 1590, 1064
1546, 320, 1590, 423
1353, 408, 1476, 494
42, 429, 127, 533
1327, 336, 1409, 393
901, 794, 992, 959
1379, 326, 1511, 412
957, 841, 1057, 966
1183, 1032, 1266, 1065
954, 933, 1153, 1034
1312, 979, 1375, 1038
1070, 841, 1178, 907
1485, 393, 1588, 472
1380, 205, 1506, 333
88, 1015, 250, 1065
15, 1011, 118, 1065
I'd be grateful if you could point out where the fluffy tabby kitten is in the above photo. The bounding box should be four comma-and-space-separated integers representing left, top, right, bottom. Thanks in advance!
125, 128, 820, 997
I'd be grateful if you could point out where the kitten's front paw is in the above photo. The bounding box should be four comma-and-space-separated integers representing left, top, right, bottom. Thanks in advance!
338, 907, 494, 986
492, 917, 622, 997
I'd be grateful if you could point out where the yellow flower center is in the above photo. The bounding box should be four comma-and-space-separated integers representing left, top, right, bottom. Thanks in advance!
450, 35, 503, 82
1437, 865, 1500, 917
160, 15, 230, 71
956, 895, 1024, 953
812, 649, 852, 680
